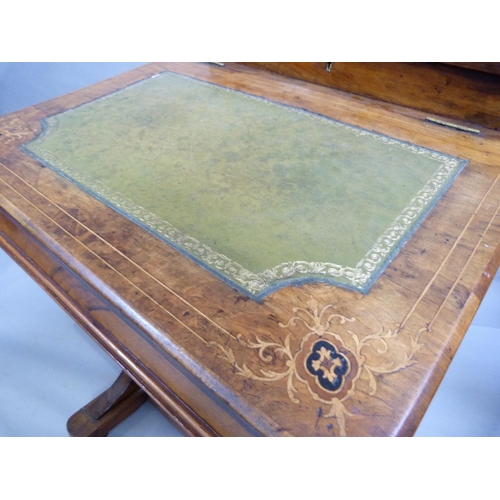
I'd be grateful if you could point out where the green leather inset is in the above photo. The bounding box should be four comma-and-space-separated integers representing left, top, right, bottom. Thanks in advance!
23, 71, 466, 299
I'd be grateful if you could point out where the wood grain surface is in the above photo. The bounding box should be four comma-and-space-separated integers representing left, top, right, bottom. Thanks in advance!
1, 62, 499, 436
241, 62, 500, 130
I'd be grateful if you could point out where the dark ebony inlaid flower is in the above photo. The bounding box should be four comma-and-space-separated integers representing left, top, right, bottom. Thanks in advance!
295, 332, 359, 402
305, 340, 350, 392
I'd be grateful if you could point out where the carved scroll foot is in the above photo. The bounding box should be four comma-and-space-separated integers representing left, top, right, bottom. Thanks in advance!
67, 371, 147, 437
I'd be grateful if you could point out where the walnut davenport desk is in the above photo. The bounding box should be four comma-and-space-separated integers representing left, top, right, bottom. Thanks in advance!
1, 62, 499, 437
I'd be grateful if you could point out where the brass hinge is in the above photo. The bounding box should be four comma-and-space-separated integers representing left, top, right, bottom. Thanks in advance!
425, 117, 480, 135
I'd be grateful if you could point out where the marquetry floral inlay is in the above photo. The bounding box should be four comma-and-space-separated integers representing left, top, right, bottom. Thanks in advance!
307, 341, 350, 391
0, 117, 33, 145
210, 297, 426, 436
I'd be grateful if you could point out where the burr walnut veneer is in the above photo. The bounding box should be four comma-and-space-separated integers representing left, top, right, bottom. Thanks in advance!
1, 62, 499, 436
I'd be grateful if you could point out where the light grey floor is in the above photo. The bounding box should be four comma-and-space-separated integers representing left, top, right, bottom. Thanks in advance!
0, 63, 499, 437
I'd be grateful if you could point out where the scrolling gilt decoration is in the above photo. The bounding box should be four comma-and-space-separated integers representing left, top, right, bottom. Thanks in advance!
210, 297, 426, 436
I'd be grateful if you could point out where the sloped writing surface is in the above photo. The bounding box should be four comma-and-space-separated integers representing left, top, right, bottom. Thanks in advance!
23, 71, 466, 299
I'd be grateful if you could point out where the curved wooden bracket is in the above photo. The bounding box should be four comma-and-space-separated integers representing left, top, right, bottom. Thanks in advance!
67, 371, 147, 437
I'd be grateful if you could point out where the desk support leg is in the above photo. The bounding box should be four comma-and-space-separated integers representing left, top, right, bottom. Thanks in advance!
67, 371, 148, 437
